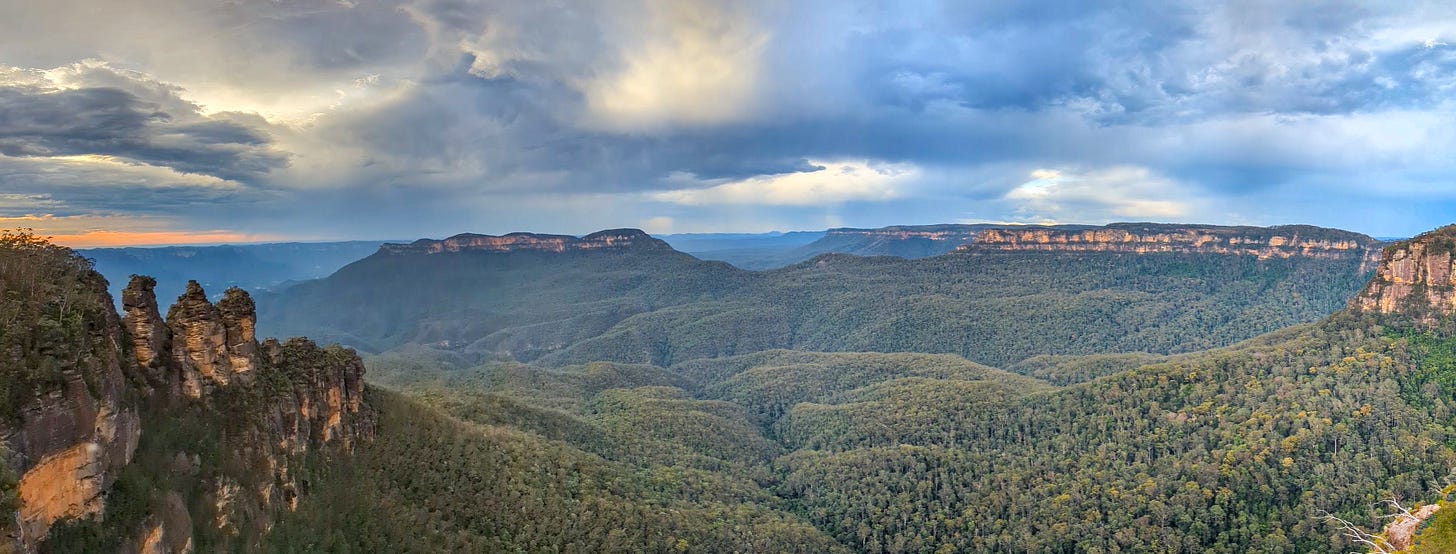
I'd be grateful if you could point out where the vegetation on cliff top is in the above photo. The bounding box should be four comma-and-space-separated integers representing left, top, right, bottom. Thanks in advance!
0, 230, 114, 422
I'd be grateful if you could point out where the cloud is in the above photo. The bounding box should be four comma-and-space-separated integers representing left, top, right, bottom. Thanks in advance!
404, 0, 771, 131
638, 216, 675, 234
4, 1, 1456, 241
1004, 166, 1199, 222
4, 213, 284, 247
651, 160, 916, 206
0, 61, 289, 182
582, 1, 768, 129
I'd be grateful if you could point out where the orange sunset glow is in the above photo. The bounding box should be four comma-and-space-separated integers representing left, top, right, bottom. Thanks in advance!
47, 230, 285, 248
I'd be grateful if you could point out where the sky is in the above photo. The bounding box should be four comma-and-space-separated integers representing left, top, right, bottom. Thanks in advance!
1, 1, 1455, 246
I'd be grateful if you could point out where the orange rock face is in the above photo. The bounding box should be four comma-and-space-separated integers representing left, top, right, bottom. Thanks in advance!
16, 444, 105, 541
2, 283, 141, 549
4, 272, 373, 553
966, 227, 1372, 261
1352, 226, 1456, 324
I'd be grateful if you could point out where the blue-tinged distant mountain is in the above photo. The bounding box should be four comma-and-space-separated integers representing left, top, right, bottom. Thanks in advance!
83, 241, 390, 303
658, 231, 825, 252
658, 231, 824, 269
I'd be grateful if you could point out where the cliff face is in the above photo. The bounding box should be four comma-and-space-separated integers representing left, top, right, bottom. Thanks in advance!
2, 271, 373, 553
378, 228, 670, 255
1, 283, 141, 548
1352, 225, 1456, 325
960, 224, 1380, 267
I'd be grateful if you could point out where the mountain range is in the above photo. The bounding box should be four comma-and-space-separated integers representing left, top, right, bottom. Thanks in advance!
6, 222, 1456, 553
259, 223, 1383, 371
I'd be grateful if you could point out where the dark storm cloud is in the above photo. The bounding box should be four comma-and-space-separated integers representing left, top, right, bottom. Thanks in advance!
0, 84, 287, 182
0, 155, 273, 218
4, 0, 1456, 240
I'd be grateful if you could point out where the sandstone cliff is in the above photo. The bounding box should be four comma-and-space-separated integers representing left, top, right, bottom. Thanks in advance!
1351, 225, 1456, 325
0, 300, 140, 550
378, 228, 670, 255
787, 223, 1382, 267
959, 223, 1381, 268
1, 267, 373, 553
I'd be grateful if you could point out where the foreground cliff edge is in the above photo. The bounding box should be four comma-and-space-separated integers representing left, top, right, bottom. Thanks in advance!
0, 231, 373, 553
1343, 225, 1456, 553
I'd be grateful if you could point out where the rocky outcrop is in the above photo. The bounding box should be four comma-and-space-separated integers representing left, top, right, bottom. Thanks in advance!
379, 228, 670, 255
1352, 225, 1456, 325
216, 288, 260, 384
132, 280, 371, 548
122, 275, 170, 387
165, 281, 261, 397
1, 279, 141, 549
126, 491, 192, 554
3, 268, 373, 553
1381, 503, 1441, 551
959, 223, 1381, 267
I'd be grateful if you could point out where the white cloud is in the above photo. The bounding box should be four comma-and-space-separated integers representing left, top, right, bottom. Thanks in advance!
1004, 166, 1197, 222
639, 216, 675, 234
583, 1, 768, 129
651, 160, 917, 206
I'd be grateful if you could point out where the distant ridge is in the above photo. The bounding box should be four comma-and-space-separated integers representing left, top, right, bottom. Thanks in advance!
378, 229, 670, 255
958, 222, 1381, 267
687, 222, 1383, 270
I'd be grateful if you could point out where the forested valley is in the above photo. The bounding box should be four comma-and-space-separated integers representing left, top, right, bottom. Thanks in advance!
9, 224, 1456, 553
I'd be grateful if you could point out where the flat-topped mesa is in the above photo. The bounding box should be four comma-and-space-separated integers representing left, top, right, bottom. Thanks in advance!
1352, 225, 1456, 325
957, 223, 1380, 262
378, 228, 670, 255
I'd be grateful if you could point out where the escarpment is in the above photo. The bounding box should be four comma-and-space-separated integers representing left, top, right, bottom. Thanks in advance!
1352, 225, 1456, 325
790, 223, 1383, 266
1, 268, 373, 553
960, 223, 1381, 267
378, 228, 670, 255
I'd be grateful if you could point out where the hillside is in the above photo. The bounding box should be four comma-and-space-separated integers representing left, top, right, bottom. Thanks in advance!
261, 229, 749, 355
337, 224, 1456, 552
261, 223, 1381, 369
0, 231, 843, 553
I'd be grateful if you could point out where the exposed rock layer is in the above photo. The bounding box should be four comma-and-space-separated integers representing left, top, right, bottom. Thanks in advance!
1, 281, 140, 548
379, 228, 669, 255
962, 224, 1377, 259
3, 273, 372, 553
1352, 225, 1456, 324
